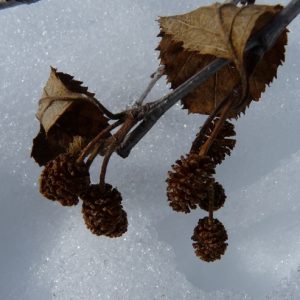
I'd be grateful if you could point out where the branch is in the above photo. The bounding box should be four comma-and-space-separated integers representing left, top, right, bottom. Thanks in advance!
132, 66, 165, 107
0, 0, 40, 9
117, 0, 300, 158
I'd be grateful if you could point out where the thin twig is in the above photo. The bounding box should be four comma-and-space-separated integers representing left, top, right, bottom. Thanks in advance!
99, 116, 135, 188
77, 119, 123, 163
86, 142, 103, 168
199, 100, 233, 156
99, 142, 117, 190
91, 97, 125, 120
0, 0, 40, 9
133, 66, 165, 107
118, 0, 300, 158
190, 95, 231, 153
208, 184, 215, 222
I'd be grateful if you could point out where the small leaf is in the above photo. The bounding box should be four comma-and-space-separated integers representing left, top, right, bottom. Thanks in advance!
32, 68, 110, 166
158, 3, 287, 117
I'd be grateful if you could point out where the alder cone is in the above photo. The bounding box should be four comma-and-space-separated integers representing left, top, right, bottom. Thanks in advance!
81, 184, 128, 238
192, 217, 228, 262
192, 118, 236, 165
166, 154, 215, 213
39, 153, 90, 206
157, 4, 287, 118
198, 182, 226, 212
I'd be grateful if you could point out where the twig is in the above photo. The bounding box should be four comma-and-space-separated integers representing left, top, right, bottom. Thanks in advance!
99, 115, 135, 188
99, 143, 116, 190
208, 184, 215, 222
86, 142, 103, 168
0, 0, 40, 9
132, 66, 165, 107
199, 100, 233, 156
190, 95, 231, 153
91, 96, 124, 120
117, 0, 300, 158
77, 119, 123, 163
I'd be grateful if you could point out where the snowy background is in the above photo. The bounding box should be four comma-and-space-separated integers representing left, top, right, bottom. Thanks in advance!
0, 0, 300, 299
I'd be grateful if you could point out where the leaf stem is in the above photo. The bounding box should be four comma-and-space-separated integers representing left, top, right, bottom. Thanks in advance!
91, 97, 124, 120
99, 115, 136, 188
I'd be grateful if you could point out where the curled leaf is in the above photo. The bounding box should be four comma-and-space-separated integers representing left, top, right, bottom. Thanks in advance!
32, 68, 110, 166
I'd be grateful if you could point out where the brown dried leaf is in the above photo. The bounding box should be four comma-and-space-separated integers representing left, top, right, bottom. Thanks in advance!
31, 125, 64, 166
32, 68, 110, 166
158, 4, 287, 117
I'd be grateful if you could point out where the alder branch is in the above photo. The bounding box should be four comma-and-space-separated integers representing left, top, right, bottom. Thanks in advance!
117, 0, 300, 158
0, 0, 40, 9
132, 66, 165, 107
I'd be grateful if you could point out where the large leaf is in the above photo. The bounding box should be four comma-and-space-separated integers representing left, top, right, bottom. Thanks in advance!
32, 68, 110, 166
157, 3, 287, 117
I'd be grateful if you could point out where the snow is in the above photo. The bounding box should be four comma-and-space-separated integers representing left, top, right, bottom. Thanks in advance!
0, 0, 300, 299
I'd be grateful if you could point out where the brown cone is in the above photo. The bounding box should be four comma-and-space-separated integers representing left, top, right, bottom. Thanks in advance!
166, 154, 215, 213
39, 153, 90, 206
192, 217, 228, 262
192, 118, 236, 165
198, 182, 226, 212
81, 184, 128, 238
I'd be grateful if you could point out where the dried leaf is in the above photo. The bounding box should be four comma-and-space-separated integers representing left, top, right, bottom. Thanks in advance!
32, 68, 110, 166
31, 125, 64, 166
158, 3, 287, 117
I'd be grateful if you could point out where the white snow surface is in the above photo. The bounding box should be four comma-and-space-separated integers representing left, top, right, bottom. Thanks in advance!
1, 0, 300, 299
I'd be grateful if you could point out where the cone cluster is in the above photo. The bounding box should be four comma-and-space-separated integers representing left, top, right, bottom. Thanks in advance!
39, 153, 90, 206
37, 133, 128, 237
166, 154, 215, 213
192, 217, 228, 262
81, 184, 128, 237
166, 120, 236, 262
